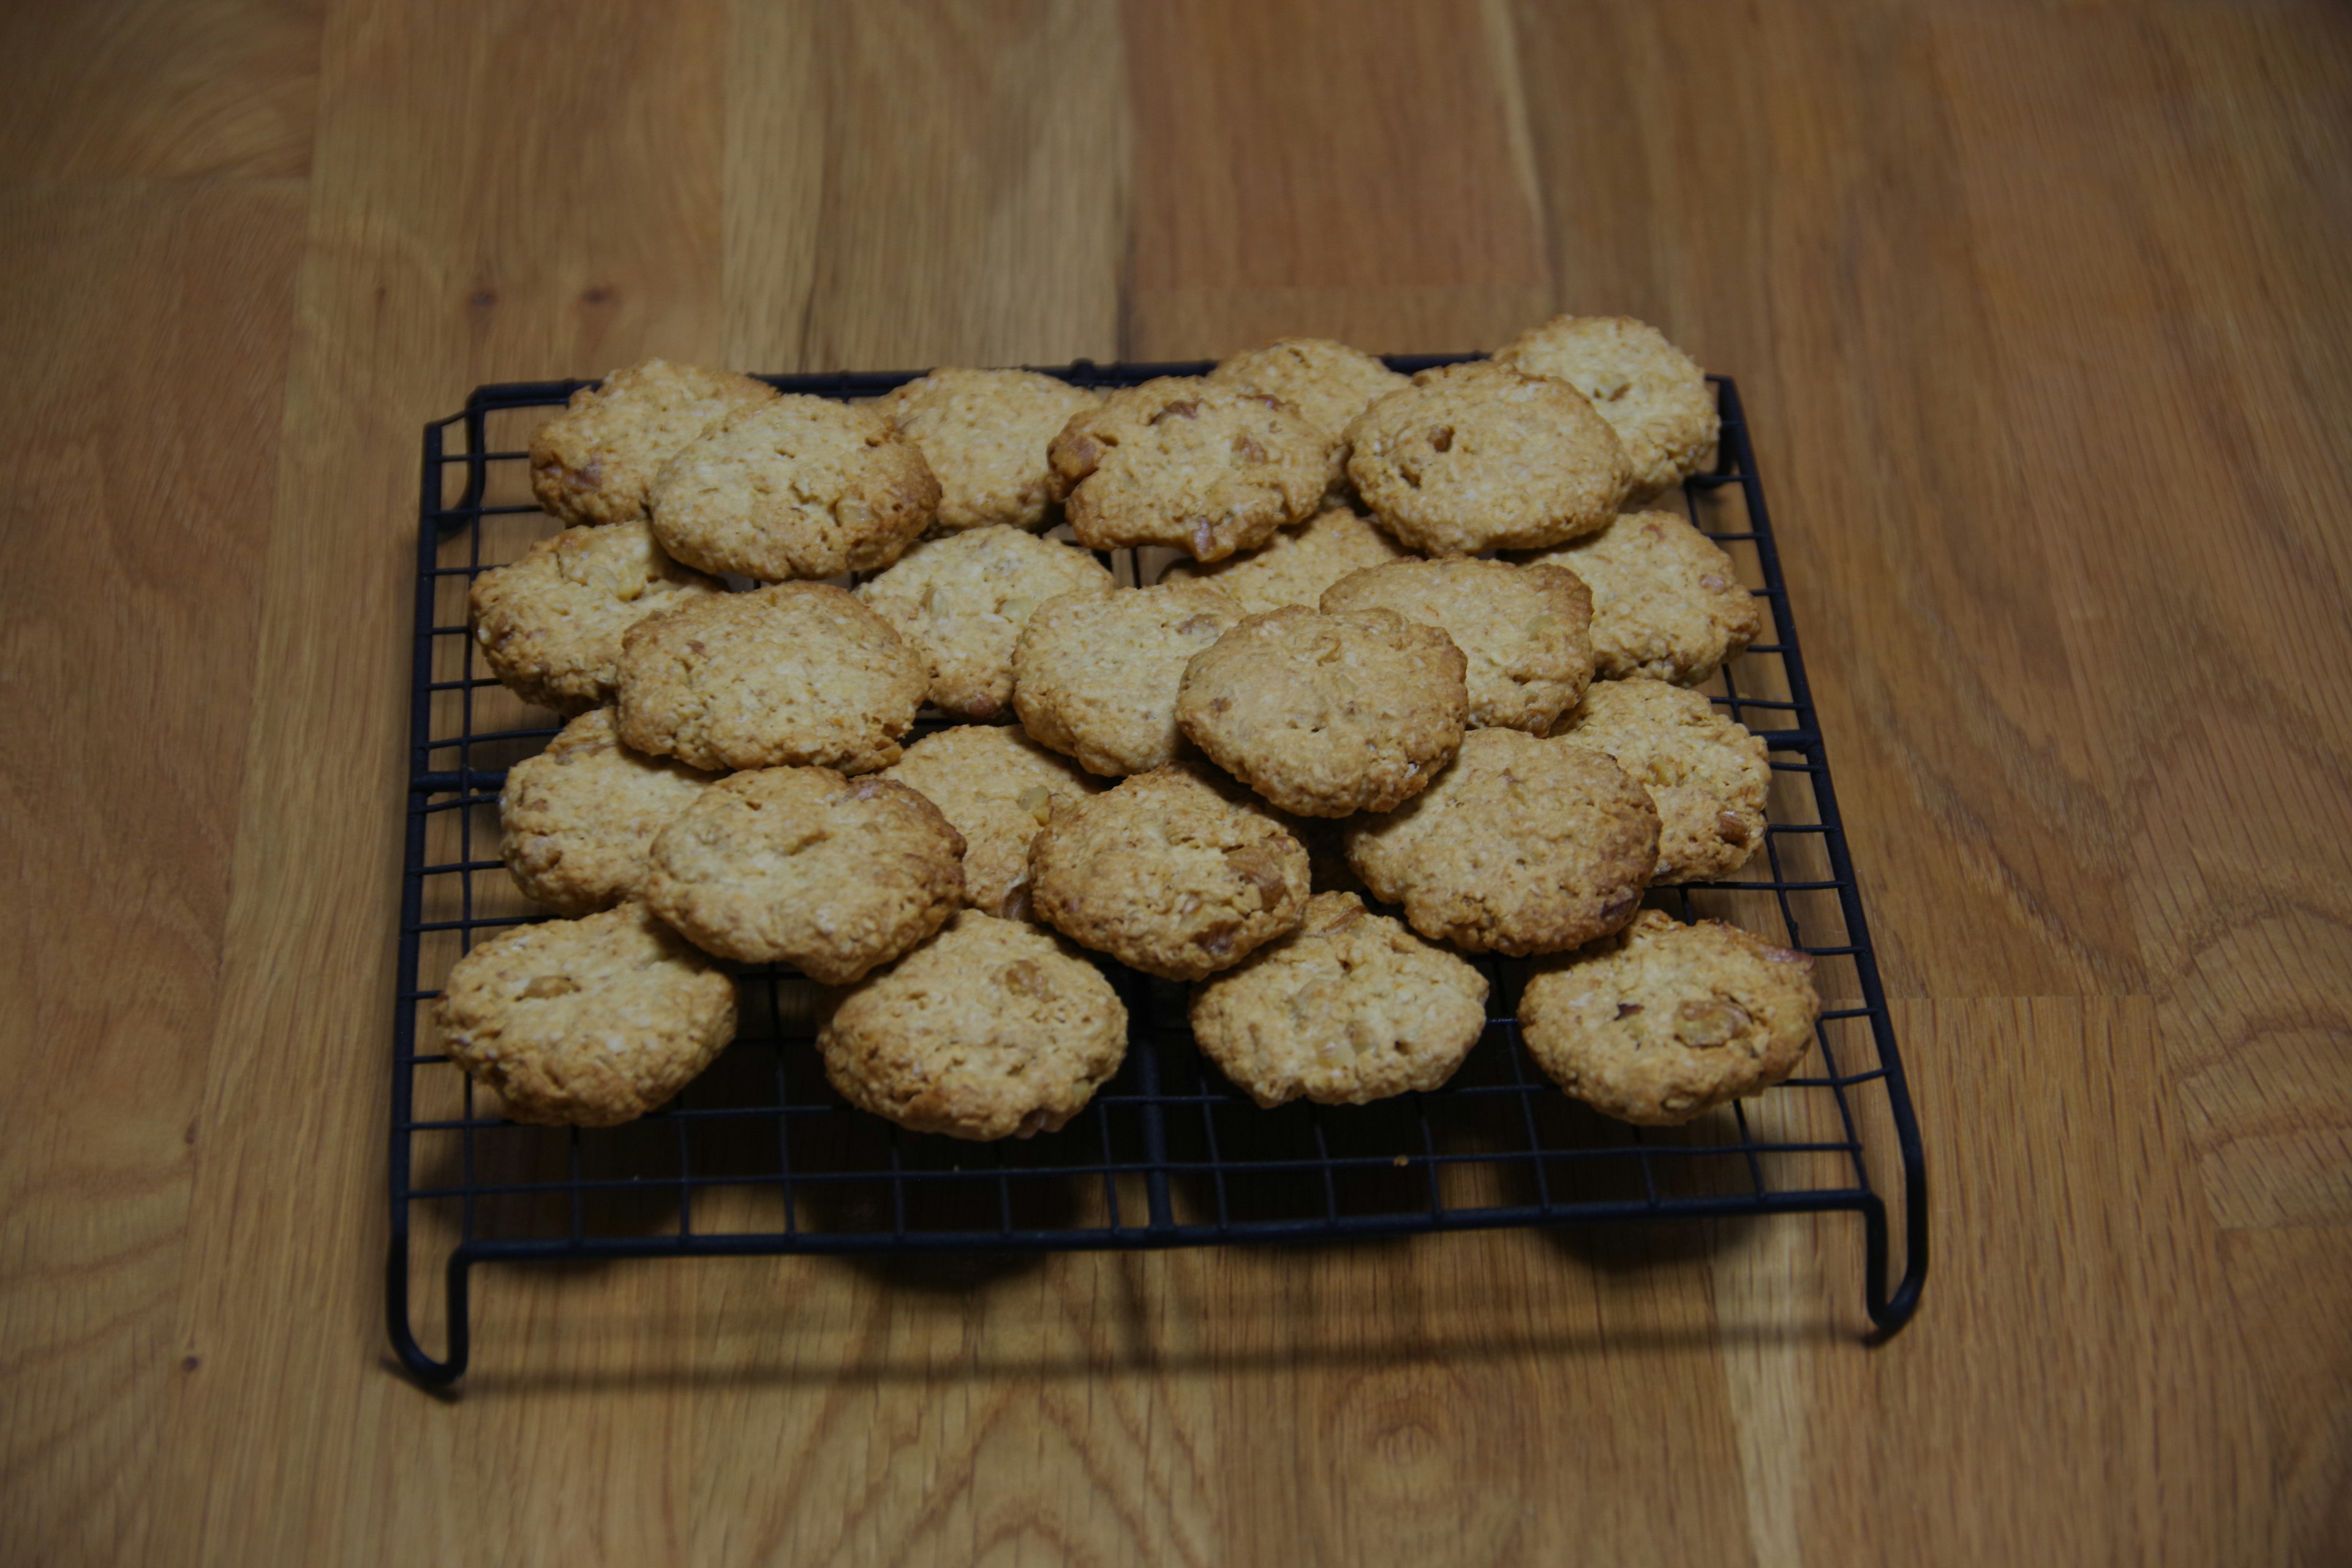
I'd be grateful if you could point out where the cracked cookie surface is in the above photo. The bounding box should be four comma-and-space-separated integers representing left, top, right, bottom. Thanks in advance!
1517, 510, 1758, 685
499, 707, 717, 916
880, 724, 1104, 921
1321, 556, 1593, 734
875, 367, 1101, 532
469, 519, 722, 714
1552, 679, 1769, 883
530, 360, 779, 527
856, 526, 1114, 720
1494, 315, 1718, 499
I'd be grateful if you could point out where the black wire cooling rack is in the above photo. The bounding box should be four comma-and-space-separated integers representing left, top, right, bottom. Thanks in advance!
390, 358, 1928, 1386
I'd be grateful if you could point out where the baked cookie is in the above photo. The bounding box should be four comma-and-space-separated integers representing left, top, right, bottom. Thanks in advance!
1493, 315, 1718, 498
1158, 505, 1413, 615
1344, 360, 1632, 556
1175, 606, 1468, 817
434, 903, 737, 1127
469, 519, 723, 714
1518, 510, 1759, 685
854, 526, 1115, 720
615, 581, 927, 773
1518, 910, 1817, 1125
647, 394, 938, 580
818, 910, 1128, 1140
644, 766, 964, 984
499, 707, 717, 916
1343, 728, 1659, 955
1012, 582, 1248, 777
1188, 891, 1489, 1108
1320, 557, 1595, 734
530, 360, 781, 528
1046, 377, 1333, 561
1208, 338, 1409, 500
875, 367, 1101, 532
879, 724, 1104, 920
1552, 679, 1770, 883
1029, 763, 1310, 981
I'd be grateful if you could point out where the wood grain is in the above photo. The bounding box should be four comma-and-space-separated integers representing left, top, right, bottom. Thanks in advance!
4, 1, 2351, 1563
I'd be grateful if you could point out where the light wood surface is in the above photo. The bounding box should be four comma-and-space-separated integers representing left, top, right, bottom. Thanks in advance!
6, 1, 2350, 1562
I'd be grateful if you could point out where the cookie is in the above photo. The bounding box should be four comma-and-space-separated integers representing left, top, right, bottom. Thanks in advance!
817, 910, 1128, 1140
1343, 728, 1659, 954
855, 526, 1115, 720
1493, 315, 1718, 498
468, 519, 723, 714
1343, 360, 1632, 556
1517, 510, 1758, 685
879, 724, 1104, 920
1158, 505, 1413, 616
1518, 910, 1817, 1125
875, 368, 1102, 532
1047, 377, 1333, 561
1175, 605, 1468, 817
647, 394, 938, 580
1012, 581, 1248, 777
1319, 557, 1594, 734
615, 581, 927, 773
1208, 337, 1409, 501
434, 903, 737, 1127
499, 707, 717, 916
1029, 762, 1310, 981
1188, 891, 1489, 1108
644, 766, 965, 984
1552, 679, 1769, 883
530, 360, 780, 527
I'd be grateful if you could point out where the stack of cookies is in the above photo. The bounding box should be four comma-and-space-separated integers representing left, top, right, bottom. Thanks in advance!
435, 319, 1821, 1142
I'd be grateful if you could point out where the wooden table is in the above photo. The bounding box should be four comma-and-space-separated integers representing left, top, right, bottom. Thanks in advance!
6, 2, 2348, 1562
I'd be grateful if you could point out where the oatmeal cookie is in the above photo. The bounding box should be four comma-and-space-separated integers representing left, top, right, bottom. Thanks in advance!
1188, 891, 1488, 1107
818, 910, 1128, 1140
880, 724, 1104, 920
856, 526, 1115, 720
1344, 360, 1632, 556
468, 519, 723, 714
1158, 505, 1412, 615
1493, 315, 1717, 498
1012, 582, 1248, 777
433, 903, 737, 1127
1175, 606, 1467, 817
1518, 910, 1817, 1125
1047, 377, 1333, 561
647, 394, 938, 580
1029, 763, 1310, 981
1552, 679, 1770, 883
615, 581, 927, 773
1343, 728, 1659, 954
644, 766, 964, 984
499, 707, 717, 916
1208, 338, 1409, 500
530, 360, 779, 527
1320, 557, 1594, 734
875, 368, 1101, 532
1518, 510, 1758, 685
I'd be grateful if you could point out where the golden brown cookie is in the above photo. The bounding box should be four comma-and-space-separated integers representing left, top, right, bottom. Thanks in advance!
499, 707, 717, 916
644, 766, 965, 984
879, 724, 1104, 921
1320, 557, 1594, 734
1158, 505, 1414, 615
1011, 581, 1248, 777
1551, 679, 1770, 883
854, 526, 1115, 720
1517, 510, 1758, 685
1175, 606, 1468, 817
1344, 360, 1632, 556
1518, 910, 1817, 1125
1493, 315, 1718, 498
647, 394, 938, 580
468, 519, 723, 714
1047, 377, 1333, 561
434, 903, 737, 1128
817, 910, 1129, 1140
614, 581, 927, 773
1188, 892, 1489, 1108
1208, 338, 1408, 497
1029, 763, 1310, 981
530, 360, 781, 528
1343, 728, 1659, 954
874, 367, 1102, 532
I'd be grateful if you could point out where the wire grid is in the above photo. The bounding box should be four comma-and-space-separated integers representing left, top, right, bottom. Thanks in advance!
388, 360, 1928, 1386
